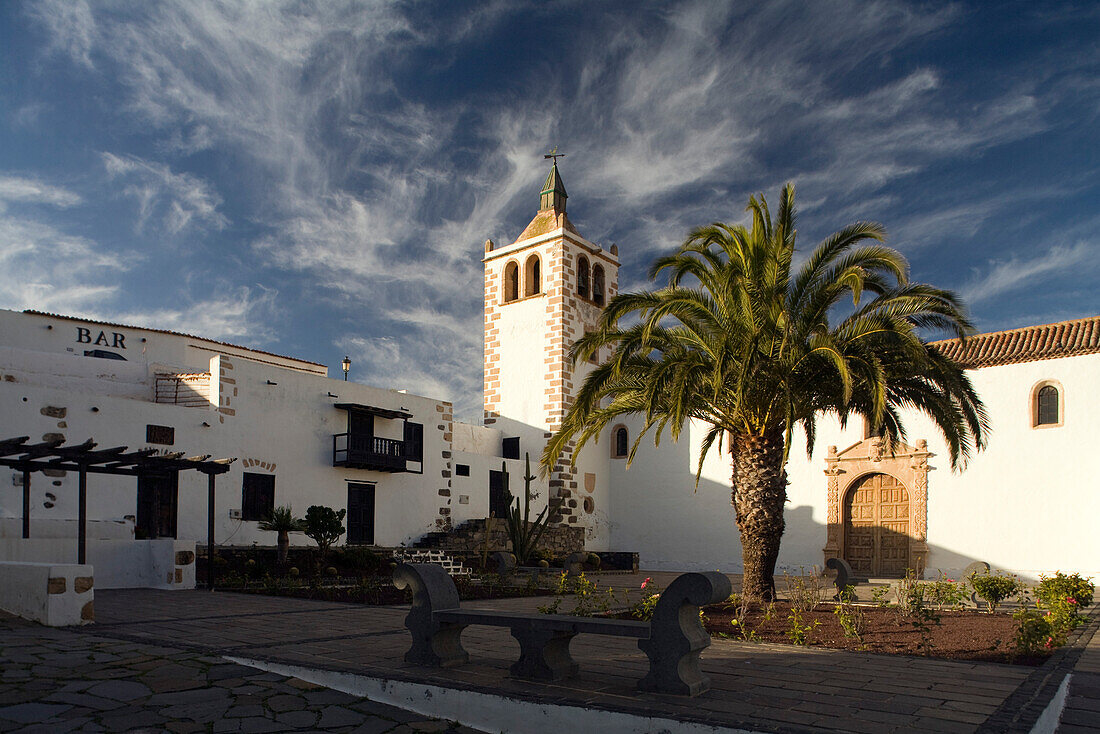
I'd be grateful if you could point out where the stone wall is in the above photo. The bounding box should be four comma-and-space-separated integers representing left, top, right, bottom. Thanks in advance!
430, 520, 584, 559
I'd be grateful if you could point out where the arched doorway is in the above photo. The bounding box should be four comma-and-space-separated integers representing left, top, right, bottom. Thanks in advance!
843, 472, 911, 577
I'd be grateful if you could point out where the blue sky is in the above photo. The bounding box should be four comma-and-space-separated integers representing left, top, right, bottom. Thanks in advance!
1, 1, 1097, 420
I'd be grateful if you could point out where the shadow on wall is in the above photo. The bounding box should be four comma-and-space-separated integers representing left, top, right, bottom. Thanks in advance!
609, 429, 1050, 582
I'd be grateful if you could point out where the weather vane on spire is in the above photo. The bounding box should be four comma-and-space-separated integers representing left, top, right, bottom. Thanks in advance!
544, 147, 565, 165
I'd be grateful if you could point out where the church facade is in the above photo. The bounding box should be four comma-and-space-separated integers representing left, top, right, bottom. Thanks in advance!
1, 163, 1097, 581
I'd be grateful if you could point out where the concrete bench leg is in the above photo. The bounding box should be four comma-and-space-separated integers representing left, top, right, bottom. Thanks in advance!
637, 571, 731, 697
406, 621, 470, 668
509, 628, 579, 681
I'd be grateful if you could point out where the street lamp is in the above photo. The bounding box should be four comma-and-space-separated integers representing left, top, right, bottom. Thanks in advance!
341, 355, 351, 381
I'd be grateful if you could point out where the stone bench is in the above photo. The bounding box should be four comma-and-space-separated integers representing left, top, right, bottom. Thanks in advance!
394, 563, 731, 696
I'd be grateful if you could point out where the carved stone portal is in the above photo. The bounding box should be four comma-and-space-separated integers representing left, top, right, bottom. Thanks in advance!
823, 438, 932, 578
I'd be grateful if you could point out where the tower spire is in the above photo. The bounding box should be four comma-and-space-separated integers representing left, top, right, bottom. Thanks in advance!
539, 149, 567, 213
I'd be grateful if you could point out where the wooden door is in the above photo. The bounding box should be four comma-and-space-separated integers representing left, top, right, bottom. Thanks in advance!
843, 473, 910, 577
347, 483, 375, 545
489, 470, 509, 519
137, 473, 178, 539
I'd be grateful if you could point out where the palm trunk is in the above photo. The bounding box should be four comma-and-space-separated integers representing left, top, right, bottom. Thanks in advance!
731, 428, 787, 601
277, 531, 289, 568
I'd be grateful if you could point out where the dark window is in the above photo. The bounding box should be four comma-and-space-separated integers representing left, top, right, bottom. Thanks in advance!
146, 424, 175, 446
242, 473, 275, 521
502, 437, 520, 460
1037, 385, 1059, 426
613, 426, 628, 458
348, 411, 374, 437
577, 256, 590, 298
455, 464, 470, 476
489, 470, 509, 518
504, 262, 519, 302
524, 255, 540, 297
592, 264, 605, 306
404, 421, 424, 462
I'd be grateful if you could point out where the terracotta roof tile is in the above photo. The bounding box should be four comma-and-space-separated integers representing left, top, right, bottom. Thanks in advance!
931, 315, 1100, 368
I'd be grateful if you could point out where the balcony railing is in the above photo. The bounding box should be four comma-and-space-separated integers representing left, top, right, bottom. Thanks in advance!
333, 433, 408, 472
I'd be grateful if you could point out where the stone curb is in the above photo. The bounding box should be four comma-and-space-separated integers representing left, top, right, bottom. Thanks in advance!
975, 604, 1100, 733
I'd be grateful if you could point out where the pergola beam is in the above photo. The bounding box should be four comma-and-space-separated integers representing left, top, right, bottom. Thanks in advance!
1, 435, 235, 568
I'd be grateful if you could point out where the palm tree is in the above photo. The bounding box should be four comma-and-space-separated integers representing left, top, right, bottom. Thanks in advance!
542, 184, 988, 600
259, 505, 304, 568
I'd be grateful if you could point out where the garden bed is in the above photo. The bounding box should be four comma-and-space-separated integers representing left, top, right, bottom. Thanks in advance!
693, 601, 1047, 665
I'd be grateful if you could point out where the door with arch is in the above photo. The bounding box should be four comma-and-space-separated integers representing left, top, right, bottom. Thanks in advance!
843, 472, 911, 577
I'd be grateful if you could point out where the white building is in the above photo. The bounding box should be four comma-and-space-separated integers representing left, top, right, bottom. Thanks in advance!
2, 163, 1097, 582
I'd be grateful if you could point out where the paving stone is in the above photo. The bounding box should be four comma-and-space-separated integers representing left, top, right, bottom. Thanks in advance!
304, 688, 360, 706
235, 717, 285, 733
43, 692, 125, 711
96, 709, 166, 730
265, 693, 306, 713
165, 723, 208, 733
225, 704, 266, 718
147, 687, 232, 706
0, 702, 72, 724
408, 722, 452, 732
318, 705, 367, 728
275, 709, 321, 728
346, 719, 400, 734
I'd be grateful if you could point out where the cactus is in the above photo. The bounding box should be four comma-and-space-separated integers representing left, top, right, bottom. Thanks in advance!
502, 453, 563, 565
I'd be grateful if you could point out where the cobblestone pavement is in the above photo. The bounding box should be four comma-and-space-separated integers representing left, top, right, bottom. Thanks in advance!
0, 613, 482, 734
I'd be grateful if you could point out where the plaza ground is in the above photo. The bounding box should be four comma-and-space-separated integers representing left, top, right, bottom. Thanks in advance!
1, 571, 1097, 733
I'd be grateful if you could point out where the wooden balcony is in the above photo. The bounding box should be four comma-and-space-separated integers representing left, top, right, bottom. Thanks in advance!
332, 433, 409, 472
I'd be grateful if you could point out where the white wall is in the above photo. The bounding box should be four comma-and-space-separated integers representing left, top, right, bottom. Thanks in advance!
0, 562, 93, 625
609, 353, 1100, 580
0, 310, 458, 551
0, 538, 195, 589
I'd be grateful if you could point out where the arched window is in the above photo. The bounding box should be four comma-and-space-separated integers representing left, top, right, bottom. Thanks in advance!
1036, 385, 1059, 426
592, 264, 605, 306
503, 261, 519, 303
577, 256, 590, 298
524, 254, 541, 297
612, 425, 628, 458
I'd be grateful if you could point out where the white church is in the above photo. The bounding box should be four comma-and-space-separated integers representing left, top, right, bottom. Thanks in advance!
2, 163, 1098, 586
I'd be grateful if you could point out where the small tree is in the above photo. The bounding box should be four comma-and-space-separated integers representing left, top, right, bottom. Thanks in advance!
258, 505, 304, 568
502, 454, 563, 565
303, 505, 346, 564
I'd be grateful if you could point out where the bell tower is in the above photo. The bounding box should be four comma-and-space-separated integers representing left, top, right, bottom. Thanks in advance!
482, 159, 619, 535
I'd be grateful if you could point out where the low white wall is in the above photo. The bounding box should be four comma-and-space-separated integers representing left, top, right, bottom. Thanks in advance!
0, 561, 94, 626
0, 538, 196, 589
0, 518, 134, 540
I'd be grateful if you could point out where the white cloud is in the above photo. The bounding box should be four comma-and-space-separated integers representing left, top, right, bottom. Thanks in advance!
0, 176, 82, 208
23, 0, 1097, 417
963, 241, 1097, 305
0, 217, 126, 315
116, 286, 281, 345
102, 153, 228, 235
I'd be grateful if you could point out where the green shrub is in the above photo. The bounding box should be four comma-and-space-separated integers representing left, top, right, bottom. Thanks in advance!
785, 609, 819, 645
1034, 571, 1093, 635
302, 506, 346, 562
1036, 571, 1093, 610
1013, 607, 1060, 659
833, 586, 865, 641
969, 571, 1025, 613
287, 566, 300, 577
926, 573, 968, 610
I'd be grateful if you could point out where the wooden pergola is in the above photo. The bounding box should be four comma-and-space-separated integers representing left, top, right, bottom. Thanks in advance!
0, 435, 235, 589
